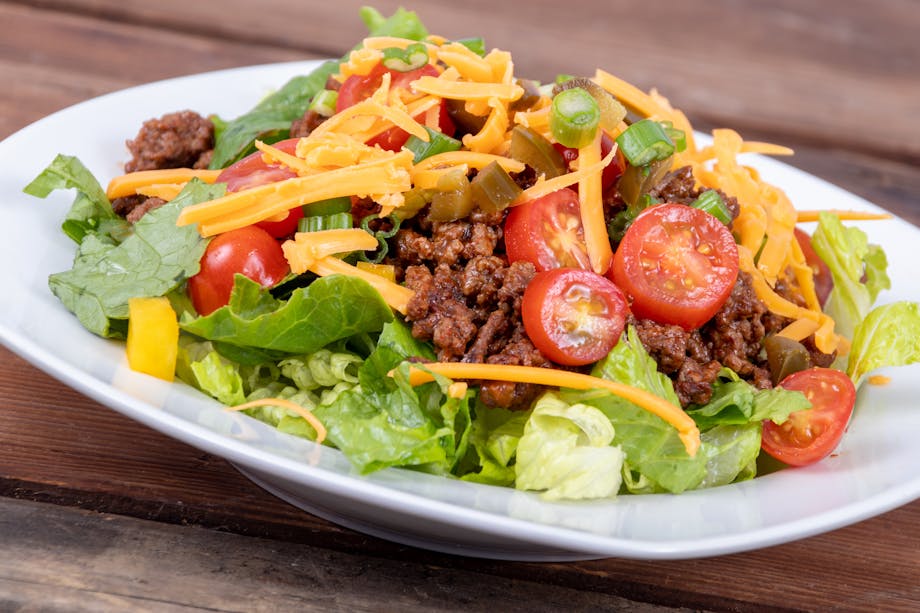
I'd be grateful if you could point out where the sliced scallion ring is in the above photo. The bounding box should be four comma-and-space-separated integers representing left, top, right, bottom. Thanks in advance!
381, 43, 430, 72
308, 90, 339, 117
615, 119, 675, 166
404, 127, 462, 163
692, 189, 733, 225
550, 87, 600, 149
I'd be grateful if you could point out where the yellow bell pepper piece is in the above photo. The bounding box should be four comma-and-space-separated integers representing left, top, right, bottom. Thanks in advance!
126, 297, 179, 382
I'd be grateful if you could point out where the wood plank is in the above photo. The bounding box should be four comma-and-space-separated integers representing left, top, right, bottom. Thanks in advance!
0, 4, 307, 139
1, 347, 919, 612
0, 498, 689, 612
12, 0, 920, 160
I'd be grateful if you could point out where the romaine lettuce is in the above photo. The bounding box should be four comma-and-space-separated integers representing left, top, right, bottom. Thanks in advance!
847, 301, 920, 386
23, 154, 130, 244
515, 393, 624, 500
811, 212, 890, 339
179, 274, 393, 354
44, 179, 220, 337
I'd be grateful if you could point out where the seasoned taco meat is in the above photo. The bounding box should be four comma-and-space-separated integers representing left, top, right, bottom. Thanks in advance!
124, 110, 214, 172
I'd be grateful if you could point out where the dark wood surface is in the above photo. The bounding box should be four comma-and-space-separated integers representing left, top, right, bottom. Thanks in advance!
2, 1, 919, 610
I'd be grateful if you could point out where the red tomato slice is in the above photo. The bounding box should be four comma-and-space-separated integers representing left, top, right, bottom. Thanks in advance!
610, 203, 739, 330
337, 63, 454, 151
762, 367, 856, 466
794, 227, 834, 307
522, 267, 629, 366
217, 138, 299, 192
188, 226, 290, 316
215, 138, 304, 237
504, 188, 591, 272
553, 132, 626, 191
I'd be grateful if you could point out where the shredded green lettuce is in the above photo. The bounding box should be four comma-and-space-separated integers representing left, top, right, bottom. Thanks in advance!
686, 369, 810, 430
515, 393, 624, 500
180, 274, 393, 354
847, 301, 920, 386
43, 179, 220, 337
811, 212, 890, 339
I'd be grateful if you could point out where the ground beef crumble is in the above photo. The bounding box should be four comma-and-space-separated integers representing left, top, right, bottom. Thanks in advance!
124, 110, 214, 173
390, 212, 548, 410
114, 111, 215, 222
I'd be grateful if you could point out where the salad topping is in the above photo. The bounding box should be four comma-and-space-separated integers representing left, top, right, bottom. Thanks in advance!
25, 7, 920, 499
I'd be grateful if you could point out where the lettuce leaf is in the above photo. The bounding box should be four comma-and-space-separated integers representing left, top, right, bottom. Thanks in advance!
697, 423, 761, 488
315, 360, 471, 475
24, 154, 130, 244
847, 301, 920, 386
180, 274, 393, 354
46, 180, 220, 337
686, 369, 810, 430
358, 7, 429, 40
208, 60, 338, 169
811, 212, 890, 339
460, 404, 528, 487
515, 393, 624, 500
573, 327, 707, 493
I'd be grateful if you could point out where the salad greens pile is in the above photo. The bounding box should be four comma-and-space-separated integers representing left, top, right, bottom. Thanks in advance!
24, 7, 920, 500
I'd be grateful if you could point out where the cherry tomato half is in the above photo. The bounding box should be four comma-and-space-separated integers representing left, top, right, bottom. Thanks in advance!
610, 203, 739, 330
522, 267, 629, 366
337, 62, 454, 151
794, 227, 834, 307
762, 367, 856, 466
216, 138, 304, 237
187, 226, 290, 316
504, 188, 591, 272
554, 132, 626, 191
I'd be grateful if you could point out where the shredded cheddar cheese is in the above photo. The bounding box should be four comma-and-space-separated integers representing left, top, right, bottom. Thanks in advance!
577, 133, 612, 274
514, 146, 616, 204
106, 168, 222, 200
228, 398, 327, 444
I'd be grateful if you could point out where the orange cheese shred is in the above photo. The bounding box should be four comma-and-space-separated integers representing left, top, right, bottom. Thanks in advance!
514, 145, 616, 205
413, 151, 524, 174
227, 398, 326, 444
309, 256, 414, 315
401, 363, 700, 457
135, 183, 186, 201
106, 168, 222, 200
795, 210, 892, 223
577, 133, 613, 274
411, 76, 524, 102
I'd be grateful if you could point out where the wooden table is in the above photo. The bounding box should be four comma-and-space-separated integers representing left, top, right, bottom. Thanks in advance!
2, 1, 919, 610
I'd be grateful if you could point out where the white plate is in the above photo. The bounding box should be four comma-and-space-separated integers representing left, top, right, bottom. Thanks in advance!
2, 61, 919, 561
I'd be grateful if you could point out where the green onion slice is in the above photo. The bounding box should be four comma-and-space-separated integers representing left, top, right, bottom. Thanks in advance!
553, 77, 627, 131
308, 90, 339, 118
692, 189, 733, 225
550, 87, 601, 149
359, 214, 403, 263
659, 120, 687, 153
615, 119, 676, 166
297, 212, 354, 234
381, 43, 430, 72
303, 196, 352, 217
404, 127, 462, 163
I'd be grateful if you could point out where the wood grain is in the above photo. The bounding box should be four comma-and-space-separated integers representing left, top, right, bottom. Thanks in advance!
0, 498, 688, 612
